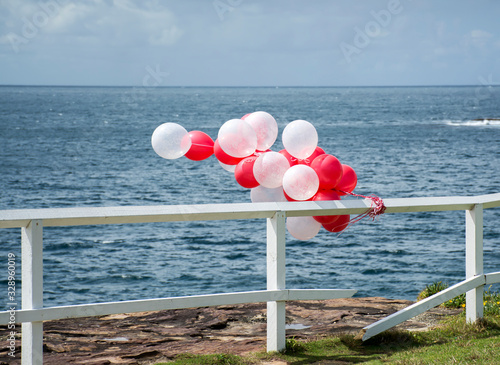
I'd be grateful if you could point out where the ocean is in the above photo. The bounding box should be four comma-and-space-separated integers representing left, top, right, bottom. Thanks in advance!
1, 85, 499, 307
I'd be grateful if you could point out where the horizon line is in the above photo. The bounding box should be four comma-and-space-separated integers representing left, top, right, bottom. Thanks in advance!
0, 84, 494, 88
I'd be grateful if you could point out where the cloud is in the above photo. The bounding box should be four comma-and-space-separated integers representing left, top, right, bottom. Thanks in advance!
463, 29, 493, 49
0, 0, 183, 51
1, 0, 500, 86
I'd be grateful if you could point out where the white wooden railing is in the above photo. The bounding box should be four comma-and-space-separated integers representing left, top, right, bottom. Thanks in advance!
1, 193, 500, 365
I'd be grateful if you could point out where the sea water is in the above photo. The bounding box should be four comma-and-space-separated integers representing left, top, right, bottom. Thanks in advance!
1, 85, 499, 306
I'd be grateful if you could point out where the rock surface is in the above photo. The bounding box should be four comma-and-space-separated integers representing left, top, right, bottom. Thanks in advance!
0, 297, 461, 365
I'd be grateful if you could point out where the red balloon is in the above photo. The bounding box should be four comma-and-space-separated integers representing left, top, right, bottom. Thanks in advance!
310, 154, 343, 190
312, 189, 341, 224
234, 156, 259, 188
184, 131, 214, 161
335, 164, 357, 196
322, 214, 350, 232
279, 149, 298, 166
241, 113, 251, 120
298, 146, 326, 165
214, 139, 244, 165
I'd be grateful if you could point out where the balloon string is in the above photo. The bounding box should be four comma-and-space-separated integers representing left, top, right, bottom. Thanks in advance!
336, 190, 386, 230
290, 157, 312, 165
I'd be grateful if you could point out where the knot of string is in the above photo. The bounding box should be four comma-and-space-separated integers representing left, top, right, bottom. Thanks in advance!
335, 191, 386, 229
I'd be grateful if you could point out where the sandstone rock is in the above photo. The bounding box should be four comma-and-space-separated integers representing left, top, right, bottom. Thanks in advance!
0, 297, 461, 364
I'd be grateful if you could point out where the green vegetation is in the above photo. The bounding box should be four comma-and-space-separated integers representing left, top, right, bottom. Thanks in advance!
155, 314, 500, 364
416, 280, 449, 301
418, 282, 500, 315
156, 284, 500, 364
157, 353, 253, 364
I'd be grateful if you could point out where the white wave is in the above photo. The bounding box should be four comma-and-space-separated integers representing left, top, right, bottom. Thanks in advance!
446, 119, 500, 127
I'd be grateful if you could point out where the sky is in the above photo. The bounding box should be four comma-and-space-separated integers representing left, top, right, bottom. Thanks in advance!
0, 0, 499, 87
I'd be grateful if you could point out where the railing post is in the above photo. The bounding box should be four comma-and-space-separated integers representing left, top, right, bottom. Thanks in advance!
266, 211, 286, 352
21, 219, 43, 365
465, 204, 484, 323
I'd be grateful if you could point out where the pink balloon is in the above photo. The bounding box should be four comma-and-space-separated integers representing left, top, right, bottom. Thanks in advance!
282, 120, 318, 159
244, 111, 278, 151
286, 216, 321, 241
250, 186, 287, 203
218, 119, 257, 158
283, 190, 298, 202
282, 165, 319, 201
151, 123, 191, 160
253, 151, 290, 188
219, 161, 236, 173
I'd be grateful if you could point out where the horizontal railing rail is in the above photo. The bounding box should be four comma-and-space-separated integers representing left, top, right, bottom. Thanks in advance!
0, 289, 357, 324
1, 192, 499, 365
2, 192, 500, 229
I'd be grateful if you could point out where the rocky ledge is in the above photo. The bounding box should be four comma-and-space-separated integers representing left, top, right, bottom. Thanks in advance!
0, 297, 461, 365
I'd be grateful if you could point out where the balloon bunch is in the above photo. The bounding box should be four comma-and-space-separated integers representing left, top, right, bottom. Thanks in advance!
151, 111, 362, 241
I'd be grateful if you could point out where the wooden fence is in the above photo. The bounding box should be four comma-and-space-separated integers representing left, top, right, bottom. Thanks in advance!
1, 192, 500, 364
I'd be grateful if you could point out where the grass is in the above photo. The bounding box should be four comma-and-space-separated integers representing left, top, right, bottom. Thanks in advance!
155, 314, 500, 364
155, 285, 500, 364
158, 353, 252, 364
418, 282, 500, 315
416, 280, 449, 301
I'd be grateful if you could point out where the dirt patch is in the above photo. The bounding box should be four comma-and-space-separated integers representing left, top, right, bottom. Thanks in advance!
0, 297, 461, 365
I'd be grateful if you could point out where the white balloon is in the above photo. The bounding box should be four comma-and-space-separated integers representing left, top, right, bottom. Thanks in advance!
282, 120, 318, 159
151, 123, 191, 160
250, 186, 287, 203
217, 119, 257, 158
245, 111, 278, 151
219, 161, 236, 173
282, 165, 319, 201
286, 216, 321, 241
253, 151, 290, 188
